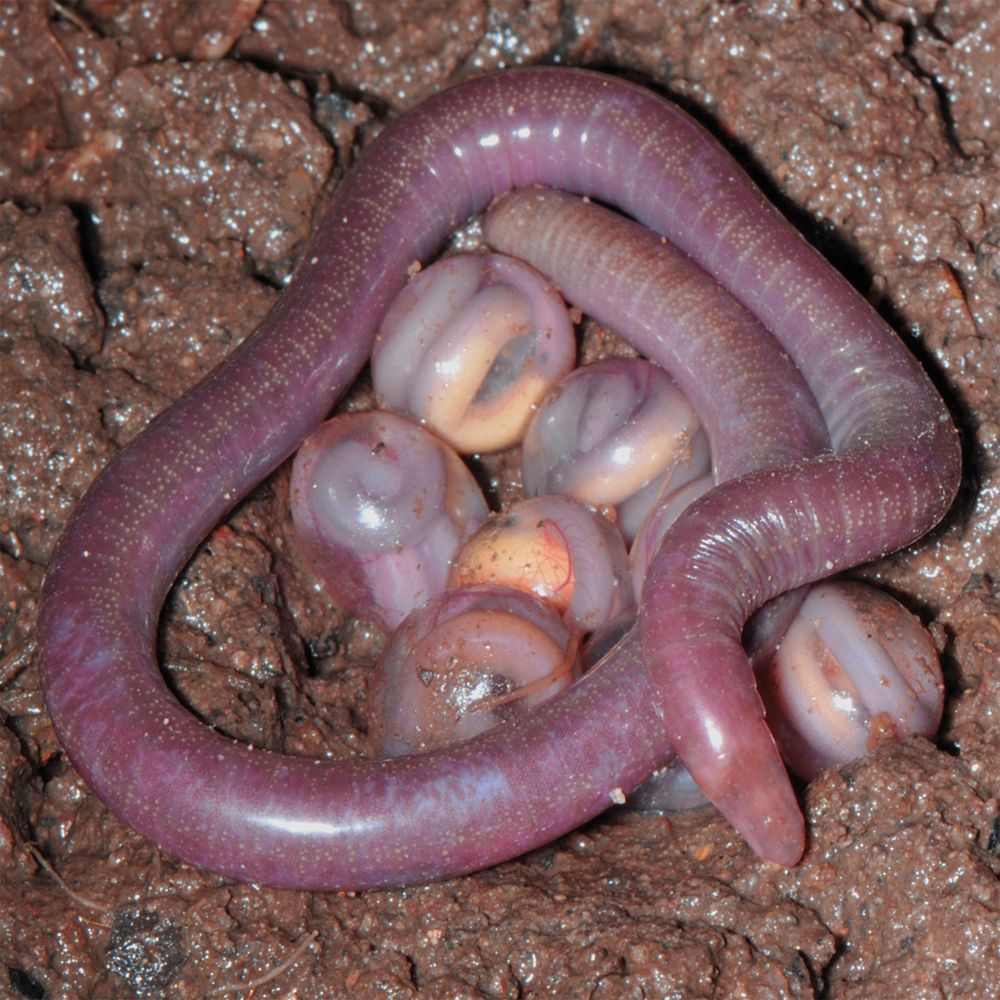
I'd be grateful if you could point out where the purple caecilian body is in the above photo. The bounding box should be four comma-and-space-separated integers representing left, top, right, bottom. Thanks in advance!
36, 68, 960, 891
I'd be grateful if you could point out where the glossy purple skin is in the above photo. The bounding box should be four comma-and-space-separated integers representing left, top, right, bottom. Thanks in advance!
485, 184, 959, 861
36, 68, 960, 889
486, 188, 833, 855
582, 572, 946, 814
485, 189, 830, 483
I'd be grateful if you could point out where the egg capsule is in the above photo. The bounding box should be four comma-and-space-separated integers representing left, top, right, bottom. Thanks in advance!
754, 580, 944, 780
290, 410, 488, 631
372, 252, 575, 454
371, 585, 580, 757
449, 495, 634, 633
522, 357, 711, 544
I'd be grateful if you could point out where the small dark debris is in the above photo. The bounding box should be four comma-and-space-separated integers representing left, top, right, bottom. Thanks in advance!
8, 967, 46, 999
38, 753, 64, 784
988, 815, 1000, 856
785, 951, 808, 982
535, 847, 557, 870
304, 631, 342, 675
249, 573, 275, 600
790, 950, 824, 993
105, 907, 185, 996
307, 631, 342, 660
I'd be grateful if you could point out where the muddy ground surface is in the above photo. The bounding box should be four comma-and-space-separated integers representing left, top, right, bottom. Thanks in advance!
1, 1, 998, 996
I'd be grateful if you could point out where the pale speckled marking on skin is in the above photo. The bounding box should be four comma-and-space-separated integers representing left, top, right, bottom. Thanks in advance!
36, 68, 959, 890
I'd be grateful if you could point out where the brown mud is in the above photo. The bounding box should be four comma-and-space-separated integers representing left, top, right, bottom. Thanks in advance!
1, 1, 997, 996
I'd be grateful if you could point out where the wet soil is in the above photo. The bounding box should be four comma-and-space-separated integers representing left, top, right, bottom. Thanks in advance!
1, 1, 998, 996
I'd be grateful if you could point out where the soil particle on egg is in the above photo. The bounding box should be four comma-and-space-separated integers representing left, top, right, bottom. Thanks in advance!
1, 1, 997, 996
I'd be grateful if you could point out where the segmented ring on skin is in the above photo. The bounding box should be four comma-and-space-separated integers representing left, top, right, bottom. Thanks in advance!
36, 68, 960, 889
484, 181, 959, 862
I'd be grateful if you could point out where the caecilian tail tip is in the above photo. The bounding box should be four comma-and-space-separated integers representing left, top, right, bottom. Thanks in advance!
724, 768, 806, 866
746, 812, 806, 867
688, 738, 806, 867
